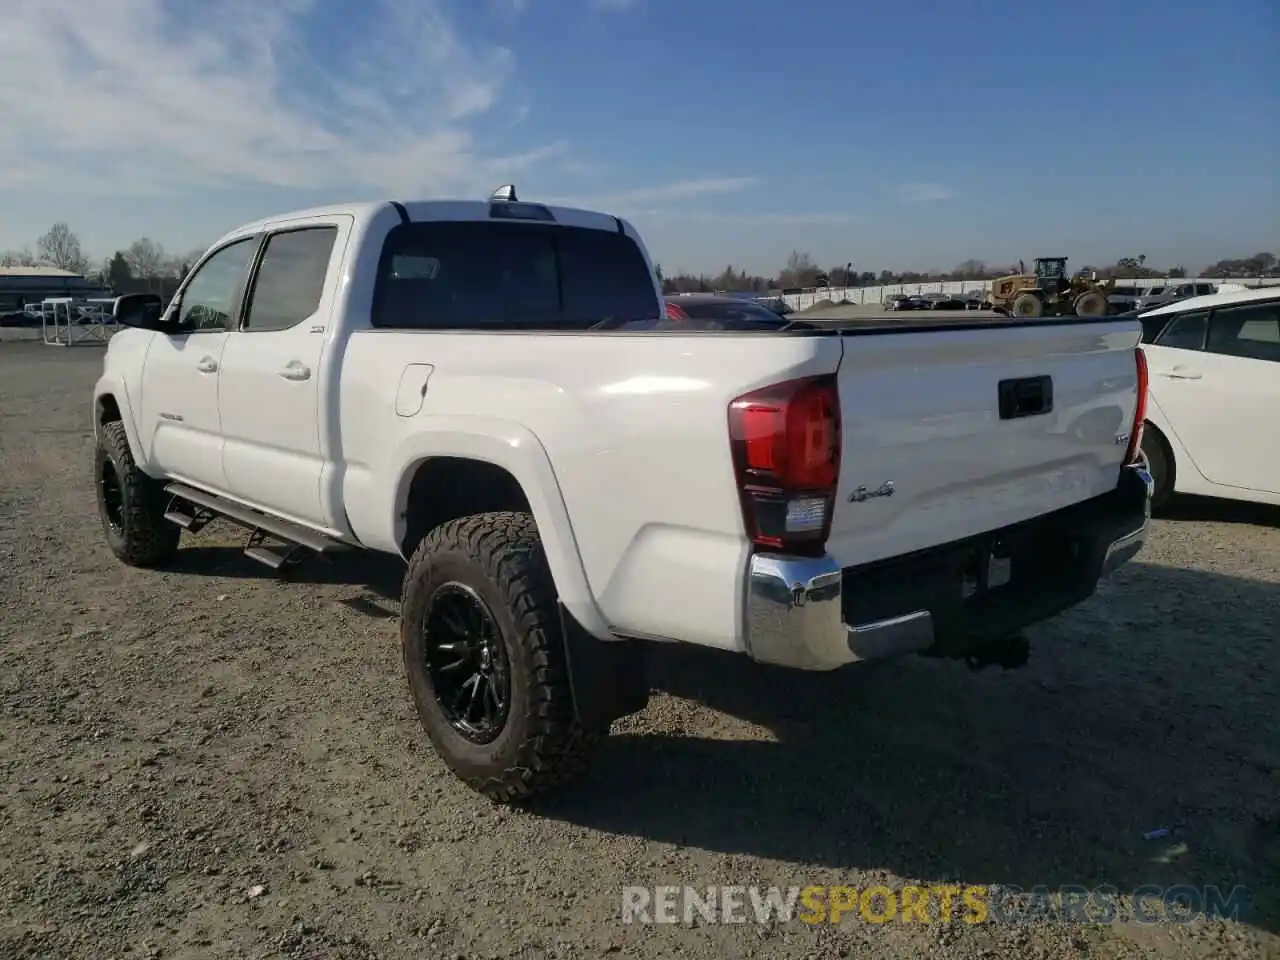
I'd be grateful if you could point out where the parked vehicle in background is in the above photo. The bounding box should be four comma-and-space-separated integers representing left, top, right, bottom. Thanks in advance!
91, 185, 1151, 804
662, 294, 793, 328
924, 293, 969, 310
753, 295, 793, 316
886, 295, 917, 310
1109, 285, 1143, 313
1133, 280, 1217, 313
1137, 286, 1280, 509
1132, 284, 1167, 309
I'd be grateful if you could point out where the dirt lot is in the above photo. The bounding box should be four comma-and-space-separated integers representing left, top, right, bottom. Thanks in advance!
1, 342, 1277, 960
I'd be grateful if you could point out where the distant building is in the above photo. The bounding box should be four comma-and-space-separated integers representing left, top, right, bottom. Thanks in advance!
0, 266, 114, 320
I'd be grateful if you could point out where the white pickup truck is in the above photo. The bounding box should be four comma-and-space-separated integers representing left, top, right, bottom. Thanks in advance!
92, 186, 1153, 802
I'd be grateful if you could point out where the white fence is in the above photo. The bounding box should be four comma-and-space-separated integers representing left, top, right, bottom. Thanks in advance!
770, 276, 1280, 313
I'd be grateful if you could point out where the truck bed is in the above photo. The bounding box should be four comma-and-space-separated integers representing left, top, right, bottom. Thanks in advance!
789, 305, 1128, 334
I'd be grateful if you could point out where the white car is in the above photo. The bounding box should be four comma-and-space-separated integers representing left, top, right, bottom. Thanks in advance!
1138, 286, 1280, 509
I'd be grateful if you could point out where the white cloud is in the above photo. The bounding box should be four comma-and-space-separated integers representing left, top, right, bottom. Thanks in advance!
0, 0, 560, 197
646, 211, 855, 225
550, 177, 761, 209
895, 182, 953, 203
544, 179, 856, 228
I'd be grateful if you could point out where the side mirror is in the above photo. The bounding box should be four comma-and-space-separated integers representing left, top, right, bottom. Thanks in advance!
112, 293, 164, 329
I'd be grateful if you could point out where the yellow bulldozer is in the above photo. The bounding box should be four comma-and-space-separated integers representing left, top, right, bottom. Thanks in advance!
987, 257, 1114, 318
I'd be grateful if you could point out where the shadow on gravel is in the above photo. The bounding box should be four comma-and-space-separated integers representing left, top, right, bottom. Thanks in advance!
162, 538, 1279, 931
1159, 495, 1280, 528
538, 562, 1279, 934
167, 545, 405, 608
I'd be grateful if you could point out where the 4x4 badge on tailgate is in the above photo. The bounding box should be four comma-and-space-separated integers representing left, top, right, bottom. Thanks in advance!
848, 481, 895, 503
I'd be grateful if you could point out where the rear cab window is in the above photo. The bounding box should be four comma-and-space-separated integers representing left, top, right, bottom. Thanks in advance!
370, 221, 659, 330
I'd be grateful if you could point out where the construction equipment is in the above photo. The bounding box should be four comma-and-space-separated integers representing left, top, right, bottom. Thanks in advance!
987, 257, 1113, 319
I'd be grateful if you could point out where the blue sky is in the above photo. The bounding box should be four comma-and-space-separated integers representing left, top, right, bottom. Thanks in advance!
1, 0, 1276, 276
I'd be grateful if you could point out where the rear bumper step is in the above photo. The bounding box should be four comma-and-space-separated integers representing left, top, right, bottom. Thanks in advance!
743, 462, 1153, 671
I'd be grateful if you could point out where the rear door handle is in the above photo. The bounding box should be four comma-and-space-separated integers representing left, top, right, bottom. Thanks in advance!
1163, 367, 1202, 380
279, 361, 311, 381
196, 356, 218, 373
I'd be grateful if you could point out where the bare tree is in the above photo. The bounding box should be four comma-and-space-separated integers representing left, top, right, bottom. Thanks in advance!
0, 247, 40, 267
35, 223, 89, 273
124, 238, 168, 280
952, 259, 987, 279
777, 250, 820, 289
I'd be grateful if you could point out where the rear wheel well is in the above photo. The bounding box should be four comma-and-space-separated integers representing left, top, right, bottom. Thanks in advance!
1141, 420, 1175, 506
1142, 420, 1173, 468
97, 394, 122, 425
400, 458, 532, 558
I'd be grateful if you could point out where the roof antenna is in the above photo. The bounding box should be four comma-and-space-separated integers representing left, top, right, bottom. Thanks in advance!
490, 184, 517, 202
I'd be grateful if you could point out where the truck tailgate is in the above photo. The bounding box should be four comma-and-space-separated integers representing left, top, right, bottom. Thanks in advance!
825, 318, 1141, 568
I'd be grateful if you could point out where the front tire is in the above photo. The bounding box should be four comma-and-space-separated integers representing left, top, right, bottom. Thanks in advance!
1011, 292, 1043, 318
401, 511, 604, 803
95, 421, 181, 567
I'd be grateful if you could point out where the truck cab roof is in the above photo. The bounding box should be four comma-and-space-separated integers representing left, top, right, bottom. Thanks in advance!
215, 199, 633, 250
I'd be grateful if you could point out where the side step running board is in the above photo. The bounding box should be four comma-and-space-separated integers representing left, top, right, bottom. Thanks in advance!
163, 481, 347, 570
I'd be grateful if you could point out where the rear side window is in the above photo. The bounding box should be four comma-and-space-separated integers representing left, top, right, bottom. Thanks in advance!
1207, 301, 1280, 362
371, 221, 659, 330
244, 227, 337, 332
1139, 316, 1170, 342
1154, 311, 1208, 350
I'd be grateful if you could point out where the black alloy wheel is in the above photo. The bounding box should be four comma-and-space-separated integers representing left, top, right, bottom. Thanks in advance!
98, 457, 125, 537
422, 582, 512, 743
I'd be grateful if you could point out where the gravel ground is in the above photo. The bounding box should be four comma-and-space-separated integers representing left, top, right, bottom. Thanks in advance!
1, 342, 1277, 960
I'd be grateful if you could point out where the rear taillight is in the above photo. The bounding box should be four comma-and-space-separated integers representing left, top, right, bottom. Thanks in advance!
728, 376, 841, 555
1124, 346, 1148, 466
665, 301, 687, 321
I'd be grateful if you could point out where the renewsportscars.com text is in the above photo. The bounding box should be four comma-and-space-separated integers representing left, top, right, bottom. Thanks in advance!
620, 884, 1249, 925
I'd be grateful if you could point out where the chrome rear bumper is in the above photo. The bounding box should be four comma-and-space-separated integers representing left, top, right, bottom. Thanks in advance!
743, 464, 1152, 672
744, 554, 936, 671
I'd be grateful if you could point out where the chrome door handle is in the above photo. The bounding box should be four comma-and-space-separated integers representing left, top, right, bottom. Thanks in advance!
196, 356, 218, 373
279, 361, 311, 381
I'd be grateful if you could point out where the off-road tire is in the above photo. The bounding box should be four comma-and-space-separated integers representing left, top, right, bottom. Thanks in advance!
94, 420, 181, 567
1073, 290, 1108, 317
401, 511, 605, 803
1011, 292, 1043, 318
1141, 426, 1174, 512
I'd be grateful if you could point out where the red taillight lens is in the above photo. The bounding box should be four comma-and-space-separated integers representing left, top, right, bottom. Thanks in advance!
728, 376, 841, 554
665, 301, 687, 321
1124, 346, 1148, 466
